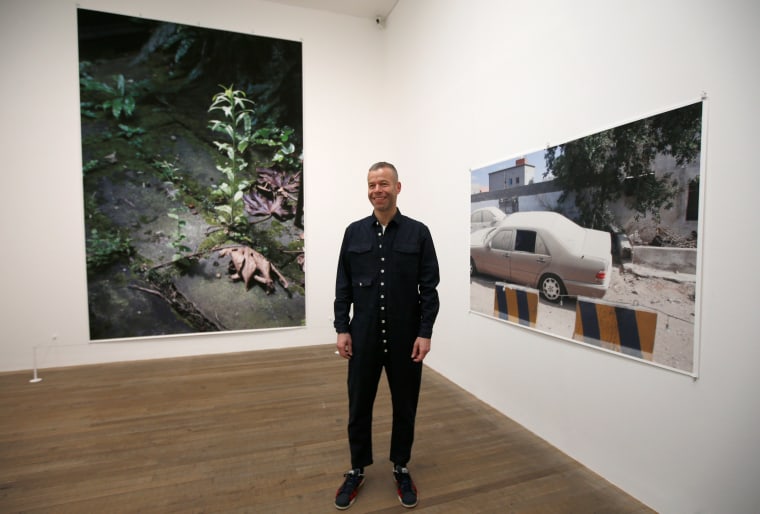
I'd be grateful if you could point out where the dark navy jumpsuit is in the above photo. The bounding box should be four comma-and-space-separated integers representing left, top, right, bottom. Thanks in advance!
334, 210, 440, 469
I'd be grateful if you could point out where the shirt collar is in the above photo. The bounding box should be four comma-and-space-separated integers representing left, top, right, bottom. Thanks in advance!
369, 209, 404, 227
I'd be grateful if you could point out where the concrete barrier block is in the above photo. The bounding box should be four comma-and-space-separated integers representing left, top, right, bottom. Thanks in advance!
493, 282, 539, 328
573, 297, 657, 359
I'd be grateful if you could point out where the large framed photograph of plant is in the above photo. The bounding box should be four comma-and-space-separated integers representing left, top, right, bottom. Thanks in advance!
78, 9, 304, 340
470, 100, 705, 375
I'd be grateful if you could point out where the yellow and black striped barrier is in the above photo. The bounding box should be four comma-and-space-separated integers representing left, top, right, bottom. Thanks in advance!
493, 282, 539, 328
572, 297, 657, 359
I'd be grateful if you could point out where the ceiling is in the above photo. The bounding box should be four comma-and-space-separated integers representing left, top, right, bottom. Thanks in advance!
263, 0, 399, 20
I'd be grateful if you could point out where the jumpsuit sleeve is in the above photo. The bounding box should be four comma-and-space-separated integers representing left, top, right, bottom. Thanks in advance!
417, 225, 440, 339
334, 226, 353, 334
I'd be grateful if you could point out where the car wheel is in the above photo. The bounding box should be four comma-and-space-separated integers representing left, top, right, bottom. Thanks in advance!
539, 274, 564, 303
470, 258, 476, 277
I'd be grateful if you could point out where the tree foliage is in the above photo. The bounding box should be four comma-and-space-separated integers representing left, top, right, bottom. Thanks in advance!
544, 102, 702, 229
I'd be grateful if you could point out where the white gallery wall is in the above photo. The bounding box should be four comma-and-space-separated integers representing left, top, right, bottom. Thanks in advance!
383, 1, 760, 513
1, 0, 759, 512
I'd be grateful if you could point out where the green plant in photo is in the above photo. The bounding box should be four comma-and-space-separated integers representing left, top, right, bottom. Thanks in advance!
208, 85, 255, 235
167, 209, 192, 262
118, 123, 145, 139
103, 74, 135, 119
154, 159, 182, 183
251, 125, 298, 169
80, 62, 146, 120
86, 228, 133, 271
82, 159, 100, 175
118, 123, 146, 157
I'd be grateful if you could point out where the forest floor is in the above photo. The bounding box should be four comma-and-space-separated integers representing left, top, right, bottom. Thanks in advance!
81, 54, 304, 340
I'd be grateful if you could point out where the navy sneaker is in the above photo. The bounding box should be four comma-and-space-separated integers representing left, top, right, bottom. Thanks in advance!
393, 465, 418, 508
335, 468, 365, 510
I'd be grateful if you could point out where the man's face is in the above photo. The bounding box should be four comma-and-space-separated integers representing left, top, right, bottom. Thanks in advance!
367, 167, 401, 214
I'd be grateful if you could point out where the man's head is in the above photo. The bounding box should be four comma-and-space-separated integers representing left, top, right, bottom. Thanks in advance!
367, 162, 401, 219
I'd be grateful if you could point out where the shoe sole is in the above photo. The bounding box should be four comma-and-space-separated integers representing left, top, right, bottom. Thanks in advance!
398, 497, 418, 509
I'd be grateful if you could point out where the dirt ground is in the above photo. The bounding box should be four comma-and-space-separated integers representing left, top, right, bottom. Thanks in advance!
470, 264, 697, 373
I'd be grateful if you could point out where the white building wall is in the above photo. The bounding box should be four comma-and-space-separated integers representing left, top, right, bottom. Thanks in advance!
610, 154, 702, 243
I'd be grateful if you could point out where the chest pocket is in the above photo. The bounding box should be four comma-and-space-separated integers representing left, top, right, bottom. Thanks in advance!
393, 242, 420, 277
347, 241, 373, 276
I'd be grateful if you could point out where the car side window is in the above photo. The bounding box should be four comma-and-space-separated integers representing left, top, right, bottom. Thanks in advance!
471, 211, 481, 223
491, 230, 513, 251
514, 230, 537, 253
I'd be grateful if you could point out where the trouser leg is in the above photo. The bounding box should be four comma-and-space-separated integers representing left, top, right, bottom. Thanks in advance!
347, 346, 383, 469
385, 351, 423, 466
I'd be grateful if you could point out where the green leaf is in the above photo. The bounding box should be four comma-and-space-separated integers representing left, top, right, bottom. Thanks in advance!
115, 74, 125, 95
123, 97, 136, 117
215, 205, 232, 216
110, 98, 123, 119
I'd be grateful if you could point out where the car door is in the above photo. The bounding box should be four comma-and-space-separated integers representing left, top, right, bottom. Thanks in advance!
508, 229, 551, 287
481, 228, 513, 278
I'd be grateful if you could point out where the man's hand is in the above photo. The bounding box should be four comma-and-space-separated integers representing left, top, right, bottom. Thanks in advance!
411, 337, 431, 362
337, 332, 353, 359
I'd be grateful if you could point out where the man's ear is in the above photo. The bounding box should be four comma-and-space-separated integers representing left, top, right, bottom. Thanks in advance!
396, 181, 402, 193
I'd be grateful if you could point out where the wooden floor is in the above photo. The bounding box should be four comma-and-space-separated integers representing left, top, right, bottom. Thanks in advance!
0, 345, 653, 513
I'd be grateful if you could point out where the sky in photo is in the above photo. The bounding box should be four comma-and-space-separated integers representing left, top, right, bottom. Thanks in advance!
470, 148, 553, 193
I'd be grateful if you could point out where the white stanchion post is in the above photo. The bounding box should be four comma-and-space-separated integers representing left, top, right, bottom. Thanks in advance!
30, 346, 42, 383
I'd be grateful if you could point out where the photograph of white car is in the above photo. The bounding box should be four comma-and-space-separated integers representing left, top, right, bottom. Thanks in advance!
469, 101, 704, 374
470, 206, 507, 232
470, 211, 612, 302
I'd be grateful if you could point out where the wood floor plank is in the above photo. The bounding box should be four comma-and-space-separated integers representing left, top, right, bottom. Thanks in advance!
0, 345, 652, 513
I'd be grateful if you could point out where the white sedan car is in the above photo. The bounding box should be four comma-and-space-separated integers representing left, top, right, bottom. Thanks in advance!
470, 207, 507, 232
470, 211, 612, 302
